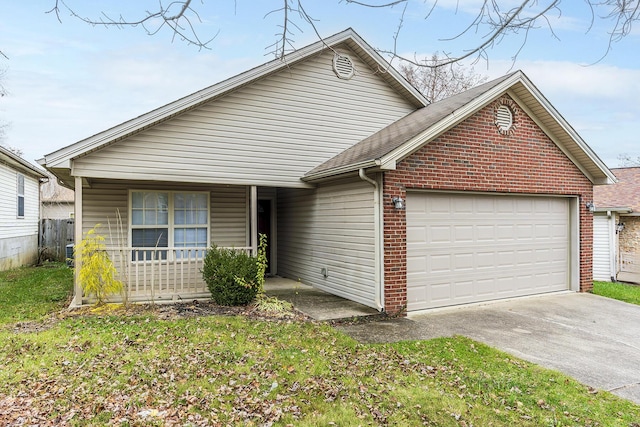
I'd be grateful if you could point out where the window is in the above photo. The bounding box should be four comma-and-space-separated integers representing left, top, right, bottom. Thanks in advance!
16, 174, 25, 218
130, 191, 209, 261
173, 193, 208, 259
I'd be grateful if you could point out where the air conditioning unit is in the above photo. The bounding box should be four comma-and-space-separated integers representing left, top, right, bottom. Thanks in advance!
66, 244, 74, 267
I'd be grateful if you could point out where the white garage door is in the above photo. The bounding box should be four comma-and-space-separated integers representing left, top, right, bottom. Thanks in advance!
407, 192, 569, 311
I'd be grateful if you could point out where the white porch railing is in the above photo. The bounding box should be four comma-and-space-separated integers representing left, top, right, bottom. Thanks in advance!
101, 246, 253, 303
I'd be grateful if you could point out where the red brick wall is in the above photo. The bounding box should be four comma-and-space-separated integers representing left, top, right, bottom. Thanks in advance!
383, 96, 594, 314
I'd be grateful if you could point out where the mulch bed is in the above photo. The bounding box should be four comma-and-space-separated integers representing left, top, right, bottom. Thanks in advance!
5, 299, 313, 334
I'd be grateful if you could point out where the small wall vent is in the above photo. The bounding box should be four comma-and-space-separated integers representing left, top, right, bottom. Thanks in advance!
333, 54, 355, 80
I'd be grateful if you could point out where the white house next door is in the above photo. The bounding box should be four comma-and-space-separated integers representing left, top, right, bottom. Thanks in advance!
406, 192, 570, 311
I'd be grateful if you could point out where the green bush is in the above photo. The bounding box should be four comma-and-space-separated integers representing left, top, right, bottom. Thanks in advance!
202, 245, 260, 306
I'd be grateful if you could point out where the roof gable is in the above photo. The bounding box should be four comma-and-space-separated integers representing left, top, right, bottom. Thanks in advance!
40, 28, 428, 173
305, 71, 615, 185
67, 44, 420, 188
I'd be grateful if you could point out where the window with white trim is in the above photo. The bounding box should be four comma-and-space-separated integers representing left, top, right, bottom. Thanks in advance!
16, 174, 25, 218
130, 191, 209, 261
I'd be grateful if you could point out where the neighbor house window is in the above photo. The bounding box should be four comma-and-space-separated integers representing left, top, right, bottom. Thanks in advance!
16, 174, 25, 218
130, 191, 209, 261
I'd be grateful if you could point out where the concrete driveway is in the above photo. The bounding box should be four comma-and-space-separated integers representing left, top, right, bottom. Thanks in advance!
337, 292, 640, 404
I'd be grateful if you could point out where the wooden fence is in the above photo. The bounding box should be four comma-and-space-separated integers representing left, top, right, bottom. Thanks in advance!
39, 218, 75, 263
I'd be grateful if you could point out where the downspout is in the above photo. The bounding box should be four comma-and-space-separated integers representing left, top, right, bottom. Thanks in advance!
359, 168, 384, 312
608, 211, 616, 282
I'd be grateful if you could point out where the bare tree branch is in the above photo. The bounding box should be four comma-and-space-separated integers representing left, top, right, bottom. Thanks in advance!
40, 1, 640, 68
47, 0, 217, 49
380, 0, 561, 68
400, 54, 488, 102
344, 0, 407, 7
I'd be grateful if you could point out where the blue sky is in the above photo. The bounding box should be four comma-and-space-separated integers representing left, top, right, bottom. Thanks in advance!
1, 1, 638, 168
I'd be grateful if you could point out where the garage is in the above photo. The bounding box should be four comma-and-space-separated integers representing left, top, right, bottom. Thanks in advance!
406, 192, 570, 311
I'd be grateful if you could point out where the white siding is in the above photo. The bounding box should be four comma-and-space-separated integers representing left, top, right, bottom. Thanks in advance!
0, 163, 40, 269
593, 213, 614, 281
277, 177, 377, 308
0, 163, 40, 239
81, 181, 246, 247
72, 46, 416, 187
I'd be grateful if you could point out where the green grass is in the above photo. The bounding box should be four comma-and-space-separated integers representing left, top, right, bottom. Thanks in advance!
0, 262, 73, 324
593, 280, 640, 305
1, 266, 639, 425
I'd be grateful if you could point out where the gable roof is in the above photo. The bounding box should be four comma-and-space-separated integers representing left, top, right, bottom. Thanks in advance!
39, 28, 428, 174
304, 70, 615, 185
0, 145, 47, 180
594, 167, 640, 213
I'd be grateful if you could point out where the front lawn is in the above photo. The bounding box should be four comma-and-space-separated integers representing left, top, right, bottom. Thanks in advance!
593, 280, 640, 306
1, 266, 639, 425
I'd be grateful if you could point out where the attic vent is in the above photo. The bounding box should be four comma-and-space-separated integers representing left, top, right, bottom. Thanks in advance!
333, 54, 355, 80
495, 105, 514, 134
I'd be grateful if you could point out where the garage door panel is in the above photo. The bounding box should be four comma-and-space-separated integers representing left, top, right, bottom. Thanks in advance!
406, 193, 570, 311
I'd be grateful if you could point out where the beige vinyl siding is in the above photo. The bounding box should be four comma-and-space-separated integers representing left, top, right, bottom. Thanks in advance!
72, 46, 416, 187
0, 164, 40, 239
210, 185, 247, 247
81, 181, 246, 247
277, 177, 377, 308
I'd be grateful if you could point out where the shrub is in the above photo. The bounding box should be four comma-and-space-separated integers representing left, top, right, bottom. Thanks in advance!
75, 225, 123, 305
202, 245, 260, 306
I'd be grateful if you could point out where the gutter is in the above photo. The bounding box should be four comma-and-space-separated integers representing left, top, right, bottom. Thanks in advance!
358, 168, 385, 312
303, 159, 380, 183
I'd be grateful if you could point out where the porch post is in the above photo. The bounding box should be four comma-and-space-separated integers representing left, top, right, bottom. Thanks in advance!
250, 185, 258, 256
72, 176, 83, 306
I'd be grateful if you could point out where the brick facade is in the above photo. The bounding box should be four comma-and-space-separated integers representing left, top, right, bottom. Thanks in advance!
382, 96, 594, 314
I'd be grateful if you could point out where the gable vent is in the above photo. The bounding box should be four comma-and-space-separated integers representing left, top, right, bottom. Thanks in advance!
495, 105, 514, 133
333, 54, 355, 80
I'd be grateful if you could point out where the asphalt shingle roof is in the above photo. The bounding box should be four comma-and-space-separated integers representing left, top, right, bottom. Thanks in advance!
594, 167, 640, 212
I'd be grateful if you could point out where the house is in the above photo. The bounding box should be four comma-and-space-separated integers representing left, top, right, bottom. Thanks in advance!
41, 172, 75, 220
593, 167, 640, 283
39, 28, 615, 311
0, 145, 47, 270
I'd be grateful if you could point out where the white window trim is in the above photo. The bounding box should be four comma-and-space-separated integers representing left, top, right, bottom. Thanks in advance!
16, 173, 25, 219
128, 190, 210, 262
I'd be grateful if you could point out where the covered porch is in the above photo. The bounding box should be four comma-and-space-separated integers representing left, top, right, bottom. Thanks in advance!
71, 178, 276, 306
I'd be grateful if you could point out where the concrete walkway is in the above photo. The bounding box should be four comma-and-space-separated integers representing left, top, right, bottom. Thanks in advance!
264, 277, 380, 321
337, 292, 640, 404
